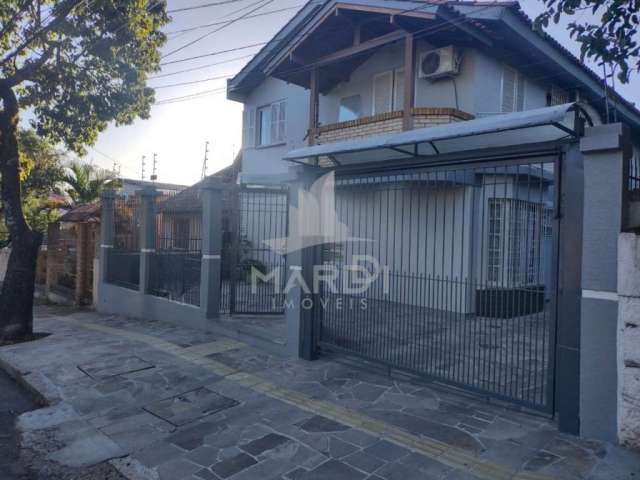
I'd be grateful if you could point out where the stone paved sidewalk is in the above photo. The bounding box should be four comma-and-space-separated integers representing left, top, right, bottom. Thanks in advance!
0, 306, 638, 480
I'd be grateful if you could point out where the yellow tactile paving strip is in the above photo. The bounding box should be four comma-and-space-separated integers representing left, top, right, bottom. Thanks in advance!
63, 318, 551, 480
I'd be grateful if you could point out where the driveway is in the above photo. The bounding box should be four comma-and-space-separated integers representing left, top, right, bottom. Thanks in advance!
0, 305, 638, 480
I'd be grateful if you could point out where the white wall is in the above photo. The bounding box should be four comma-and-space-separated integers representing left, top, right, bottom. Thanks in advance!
241, 77, 309, 180
618, 232, 640, 450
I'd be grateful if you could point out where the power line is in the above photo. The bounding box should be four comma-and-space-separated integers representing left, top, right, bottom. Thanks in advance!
148, 53, 254, 79
159, 42, 267, 66
167, 0, 246, 14
162, 0, 274, 59
163, 5, 302, 36
154, 86, 227, 105
150, 72, 235, 89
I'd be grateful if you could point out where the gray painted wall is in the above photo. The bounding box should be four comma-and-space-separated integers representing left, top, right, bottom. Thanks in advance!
240, 42, 568, 180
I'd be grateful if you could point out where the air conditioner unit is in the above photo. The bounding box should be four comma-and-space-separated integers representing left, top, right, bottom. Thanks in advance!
418, 46, 461, 80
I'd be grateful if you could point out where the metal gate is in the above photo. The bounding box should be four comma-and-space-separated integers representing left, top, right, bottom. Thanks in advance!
317, 157, 558, 412
221, 186, 288, 314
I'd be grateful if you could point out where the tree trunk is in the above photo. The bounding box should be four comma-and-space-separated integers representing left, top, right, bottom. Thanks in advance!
0, 83, 41, 342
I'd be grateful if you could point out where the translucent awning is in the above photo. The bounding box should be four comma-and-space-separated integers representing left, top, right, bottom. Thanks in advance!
284, 103, 589, 166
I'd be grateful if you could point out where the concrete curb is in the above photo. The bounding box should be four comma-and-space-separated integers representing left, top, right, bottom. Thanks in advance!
0, 352, 146, 480
0, 355, 53, 407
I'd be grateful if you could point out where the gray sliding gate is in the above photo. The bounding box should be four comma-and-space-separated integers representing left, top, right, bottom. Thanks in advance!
221, 186, 289, 314
317, 157, 559, 412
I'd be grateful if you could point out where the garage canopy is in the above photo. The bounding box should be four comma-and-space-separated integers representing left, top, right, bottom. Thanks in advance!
283, 103, 590, 166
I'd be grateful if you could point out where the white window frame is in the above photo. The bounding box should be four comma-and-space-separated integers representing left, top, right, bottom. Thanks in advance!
372, 71, 393, 115
256, 100, 286, 147
501, 65, 526, 113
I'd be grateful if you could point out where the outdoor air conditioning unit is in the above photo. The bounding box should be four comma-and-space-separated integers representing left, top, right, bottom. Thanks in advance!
418, 46, 461, 80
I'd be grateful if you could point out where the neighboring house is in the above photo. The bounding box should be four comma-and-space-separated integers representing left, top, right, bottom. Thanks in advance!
157, 154, 241, 253
119, 178, 187, 198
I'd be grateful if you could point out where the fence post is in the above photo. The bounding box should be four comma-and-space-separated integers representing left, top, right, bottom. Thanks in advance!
574, 123, 631, 442
200, 176, 224, 319
285, 165, 324, 360
139, 186, 158, 295
99, 189, 115, 287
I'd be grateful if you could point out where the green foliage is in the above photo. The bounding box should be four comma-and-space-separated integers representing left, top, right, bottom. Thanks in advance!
61, 160, 118, 204
0, 0, 169, 154
0, 129, 66, 240
535, 0, 640, 83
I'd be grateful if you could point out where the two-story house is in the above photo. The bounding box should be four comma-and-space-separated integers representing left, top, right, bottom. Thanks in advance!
216, 0, 640, 441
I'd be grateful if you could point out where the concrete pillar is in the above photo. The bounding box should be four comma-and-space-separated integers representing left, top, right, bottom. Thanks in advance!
99, 190, 115, 288
579, 123, 632, 442
285, 165, 324, 359
139, 187, 158, 294
45, 222, 61, 296
75, 222, 88, 305
200, 176, 224, 319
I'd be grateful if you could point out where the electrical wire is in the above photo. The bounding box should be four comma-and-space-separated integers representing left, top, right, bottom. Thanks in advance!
162, 0, 275, 59
148, 53, 254, 79
167, 0, 247, 14
151, 72, 235, 89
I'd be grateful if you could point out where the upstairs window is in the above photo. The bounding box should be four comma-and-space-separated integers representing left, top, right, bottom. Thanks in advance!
373, 69, 404, 115
501, 66, 525, 113
256, 100, 286, 147
546, 85, 570, 106
338, 95, 362, 122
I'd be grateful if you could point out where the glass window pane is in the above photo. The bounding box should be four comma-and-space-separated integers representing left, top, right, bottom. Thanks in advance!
338, 95, 361, 122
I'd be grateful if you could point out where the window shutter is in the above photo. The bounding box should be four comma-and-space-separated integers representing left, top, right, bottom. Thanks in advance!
278, 101, 286, 142
501, 66, 516, 113
270, 103, 278, 144
516, 74, 526, 111
394, 69, 405, 111
244, 108, 255, 147
373, 71, 393, 114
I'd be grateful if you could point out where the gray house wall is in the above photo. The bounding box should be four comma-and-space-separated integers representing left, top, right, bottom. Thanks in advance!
241, 42, 572, 181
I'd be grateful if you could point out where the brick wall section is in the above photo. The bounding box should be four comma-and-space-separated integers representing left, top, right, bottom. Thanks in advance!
314, 108, 474, 145
619, 232, 640, 450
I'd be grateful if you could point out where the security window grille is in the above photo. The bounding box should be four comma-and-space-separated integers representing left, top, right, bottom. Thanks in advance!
172, 218, 190, 250
488, 198, 552, 285
257, 100, 286, 146
547, 85, 570, 106
501, 66, 526, 113
487, 200, 503, 283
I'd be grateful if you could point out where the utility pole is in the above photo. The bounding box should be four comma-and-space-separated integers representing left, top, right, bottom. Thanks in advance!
151, 153, 158, 182
201, 141, 210, 179
141, 155, 146, 181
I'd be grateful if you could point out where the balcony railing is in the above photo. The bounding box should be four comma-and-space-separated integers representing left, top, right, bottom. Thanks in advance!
312, 108, 474, 145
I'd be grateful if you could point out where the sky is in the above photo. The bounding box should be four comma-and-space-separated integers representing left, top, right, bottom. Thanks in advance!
81, 0, 640, 186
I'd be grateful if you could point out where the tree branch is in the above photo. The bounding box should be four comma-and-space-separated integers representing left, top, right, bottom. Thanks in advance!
0, 0, 35, 42
0, 0, 80, 68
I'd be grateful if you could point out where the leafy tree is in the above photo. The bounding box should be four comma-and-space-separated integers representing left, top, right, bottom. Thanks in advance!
535, 0, 640, 83
0, 129, 66, 245
62, 160, 118, 205
0, 1, 169, 341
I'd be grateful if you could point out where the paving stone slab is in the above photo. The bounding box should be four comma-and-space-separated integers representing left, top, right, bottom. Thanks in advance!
145, 387, 239, 426
298, 415, 350, 433
298, 459, 367, 480
364, 440, 411, 463
47, 431, 127, 467
78, 356, 155, 380
343, 450, 387, 473
240, 432, 290, 456
210, 452, 257, 478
